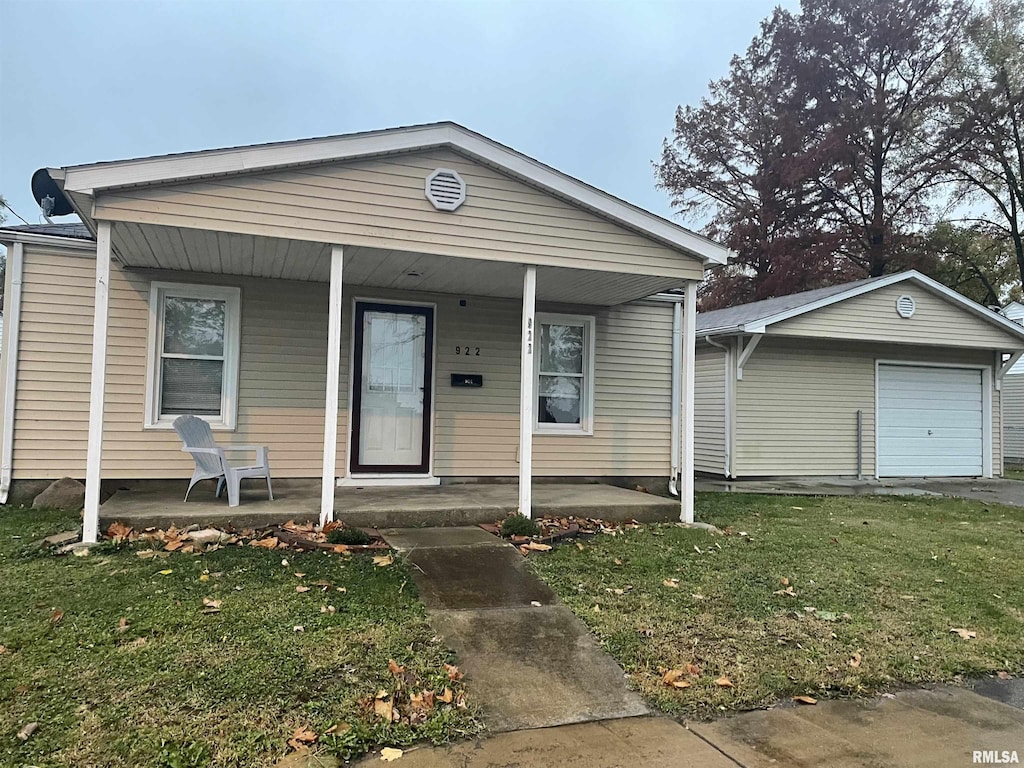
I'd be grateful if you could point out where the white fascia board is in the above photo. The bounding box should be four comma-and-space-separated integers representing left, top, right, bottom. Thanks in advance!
58, 123, 732, 266
0, 230, 96, 252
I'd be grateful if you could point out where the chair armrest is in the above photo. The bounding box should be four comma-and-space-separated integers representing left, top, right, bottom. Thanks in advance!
219, 445, 266, 452
183, 447, 224, 456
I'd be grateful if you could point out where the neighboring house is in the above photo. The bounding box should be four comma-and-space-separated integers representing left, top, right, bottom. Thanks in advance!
0, 122, 731, 541
1000, 300, 1024, 463
693, 271, 1024, 479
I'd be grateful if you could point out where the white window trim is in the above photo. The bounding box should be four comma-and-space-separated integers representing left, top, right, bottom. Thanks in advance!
144, 281, 241, 430
533, 312, 595, 436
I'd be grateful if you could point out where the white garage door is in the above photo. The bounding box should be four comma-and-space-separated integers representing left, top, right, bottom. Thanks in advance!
877, 364, 985, 477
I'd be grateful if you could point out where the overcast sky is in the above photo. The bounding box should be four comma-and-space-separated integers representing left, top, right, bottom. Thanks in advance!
0, 0, 789, 231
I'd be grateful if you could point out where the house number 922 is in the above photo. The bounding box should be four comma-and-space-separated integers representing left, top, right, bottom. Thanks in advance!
455, 346, 481, 356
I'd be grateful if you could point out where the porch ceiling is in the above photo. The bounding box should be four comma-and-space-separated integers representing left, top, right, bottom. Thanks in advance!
110, 221, 685, 305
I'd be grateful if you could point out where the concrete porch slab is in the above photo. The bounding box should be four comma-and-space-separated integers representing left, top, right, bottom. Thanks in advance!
98, 481, 679, 530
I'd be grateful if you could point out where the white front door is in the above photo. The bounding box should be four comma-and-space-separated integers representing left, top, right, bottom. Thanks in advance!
877, 364, 985, 477
351, 302, 433, 473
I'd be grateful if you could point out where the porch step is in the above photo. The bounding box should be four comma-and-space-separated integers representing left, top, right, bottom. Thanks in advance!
98, 481, 682, 531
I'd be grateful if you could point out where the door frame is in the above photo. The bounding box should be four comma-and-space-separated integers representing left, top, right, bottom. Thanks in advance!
347, 298, 436, 476
874, 359, 992, 479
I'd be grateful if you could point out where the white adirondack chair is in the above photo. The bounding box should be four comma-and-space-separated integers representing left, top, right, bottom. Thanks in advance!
173, 414, 273, 507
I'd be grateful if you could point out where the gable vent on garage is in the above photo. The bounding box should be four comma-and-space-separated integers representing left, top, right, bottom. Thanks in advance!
425, 169, 467, 211
896, 295, 916, 318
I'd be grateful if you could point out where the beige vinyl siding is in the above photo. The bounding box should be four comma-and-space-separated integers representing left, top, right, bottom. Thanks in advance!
11, 246, 94, 477
693, 344, 728, 474
10, 254, 674, 480
93, 148, 703, 281
1003, 374, 1024, 461
733, 337, 1000, 477
770, 283, 1023, 349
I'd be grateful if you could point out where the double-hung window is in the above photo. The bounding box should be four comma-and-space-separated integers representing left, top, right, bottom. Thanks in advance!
534, 313, 595, 434
145, 282, 241, 429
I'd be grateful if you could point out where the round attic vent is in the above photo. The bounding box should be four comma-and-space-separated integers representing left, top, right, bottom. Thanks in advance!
425, 168, 466, 211
896, 294, 916, 318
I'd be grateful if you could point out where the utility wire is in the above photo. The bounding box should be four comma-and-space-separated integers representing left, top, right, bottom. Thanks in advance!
0, 199, 31, 226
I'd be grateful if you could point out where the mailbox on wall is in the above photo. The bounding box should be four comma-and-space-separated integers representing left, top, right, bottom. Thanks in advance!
451, 374, 483, 388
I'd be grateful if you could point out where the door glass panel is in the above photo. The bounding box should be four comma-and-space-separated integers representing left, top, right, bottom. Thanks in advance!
359, 309, 427, 467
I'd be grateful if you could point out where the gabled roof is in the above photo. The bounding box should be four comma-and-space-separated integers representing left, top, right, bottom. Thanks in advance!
49, 122, 731, 266
696, 270, 1024, 342
0, 222, 96, 250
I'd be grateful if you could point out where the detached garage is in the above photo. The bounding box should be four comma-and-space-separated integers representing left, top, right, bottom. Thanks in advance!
693, 270, 1024, 479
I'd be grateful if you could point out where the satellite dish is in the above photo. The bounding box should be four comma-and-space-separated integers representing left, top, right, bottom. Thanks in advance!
31, 168, 74, 217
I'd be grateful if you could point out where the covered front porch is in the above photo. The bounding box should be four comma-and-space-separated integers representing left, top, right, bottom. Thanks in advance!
97, 479, 682, 531
46, 124, 730, 543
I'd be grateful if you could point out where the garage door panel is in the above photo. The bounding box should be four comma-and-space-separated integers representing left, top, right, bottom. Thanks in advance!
877, 364, 984, 477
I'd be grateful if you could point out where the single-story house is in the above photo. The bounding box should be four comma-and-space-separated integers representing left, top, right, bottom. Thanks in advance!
0, 122, 732, 542
1000, 300, 1024, 462
693, 271, 1024, 479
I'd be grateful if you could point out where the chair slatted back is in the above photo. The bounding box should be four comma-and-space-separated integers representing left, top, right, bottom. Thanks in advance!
173, 415, 222, 475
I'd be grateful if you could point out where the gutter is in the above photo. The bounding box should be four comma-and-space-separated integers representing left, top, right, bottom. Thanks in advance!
0, 242, 24, 503
669, 300, 682, 495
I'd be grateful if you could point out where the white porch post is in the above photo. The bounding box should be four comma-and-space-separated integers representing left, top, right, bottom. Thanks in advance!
320, 245, 344, 526
519, 265, 537, 518
680, 280, 697, 523
83, 221, 112, 543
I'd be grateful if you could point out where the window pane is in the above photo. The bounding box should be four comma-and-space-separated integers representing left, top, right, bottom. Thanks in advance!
538, 375, 581, 424
163, 297, 226, 356
539, 323, 583, 374
161, 358, 223, 415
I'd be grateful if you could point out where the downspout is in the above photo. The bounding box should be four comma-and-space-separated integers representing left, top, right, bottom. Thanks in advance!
669, 301, 682, 496
704, 335, 732, 478
0, 242, 24, 503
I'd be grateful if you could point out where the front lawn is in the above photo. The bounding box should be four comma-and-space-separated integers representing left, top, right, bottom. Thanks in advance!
0, 508, 479, 767
530, 493, 1024, 719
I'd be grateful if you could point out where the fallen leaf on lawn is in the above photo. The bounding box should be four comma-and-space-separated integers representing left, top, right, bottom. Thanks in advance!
685, 662, 701, 676
136, 549, 157, 559
201, 598, 222, 614
0, 645, 7, 654
324, 722, 351, 735
199, 574, 210, 582
296, 586, 311, 593
530, 600, 542, 607
16, 722, 38, 741
158, 569, 173, 576
287, 725, 317, 750
333, 544, 350, 554
793, 695, 818, 705
50, 609, 64, 625
575, 542, 585, 551
849, 651, 862, 669
524, 541, 552, 552
293, 625, 304, 632
294, 572, 305, 579
388, 659, 406, 676
692, 593, 706, 600
373, 554, 394, 567
773, 586, 797, 597
715, 677, 735, 688
116, 617, 129, 633
997, 671, 1012, 680
164, 539, 184, 552
613, 558, 623, 565
791, 506, 804, 510
663, 578, 680, 588
950, 628, 977, 640
320, 605, 336, 614
106, 522, 133, 541
250, 537, 279, 549
380, 747, 404, 762
592, 604, 601, 612
780, 577, 790, 586
374, 693, 394, 721
693, 545, 703, 554
444, 663, 463, 681
661, 669, 692, 689
437, 687, 454, 703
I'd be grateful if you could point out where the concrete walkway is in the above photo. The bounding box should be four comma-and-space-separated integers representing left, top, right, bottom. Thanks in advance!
697, 475, 1024, 507
355, 684, 1024, 767
381, 526, 650, 732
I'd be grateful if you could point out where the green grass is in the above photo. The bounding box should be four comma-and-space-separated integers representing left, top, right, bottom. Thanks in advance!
0, 508, 479, 767
1003, 469, 1024, 481
530, 493, 1024, 719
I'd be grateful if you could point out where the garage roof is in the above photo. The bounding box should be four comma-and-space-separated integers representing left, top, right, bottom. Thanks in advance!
696, 270, 1024, 341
